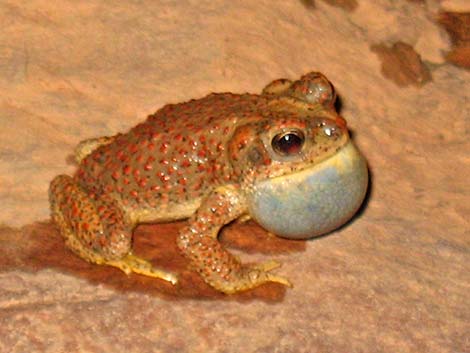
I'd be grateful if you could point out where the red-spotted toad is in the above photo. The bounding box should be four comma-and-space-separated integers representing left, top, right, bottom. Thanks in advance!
49, 72, 368, 294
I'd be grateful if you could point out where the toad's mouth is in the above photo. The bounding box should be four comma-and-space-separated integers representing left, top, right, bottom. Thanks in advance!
247, 141, 369, 239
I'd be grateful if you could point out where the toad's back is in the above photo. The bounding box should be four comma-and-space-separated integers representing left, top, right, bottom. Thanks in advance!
75, 93, 272, 211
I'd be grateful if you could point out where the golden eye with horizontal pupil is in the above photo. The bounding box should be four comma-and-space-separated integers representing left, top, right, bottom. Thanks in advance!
271, 130, 305, 156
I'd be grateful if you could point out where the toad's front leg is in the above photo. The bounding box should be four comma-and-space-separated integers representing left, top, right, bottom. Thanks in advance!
176, 185, 292, 294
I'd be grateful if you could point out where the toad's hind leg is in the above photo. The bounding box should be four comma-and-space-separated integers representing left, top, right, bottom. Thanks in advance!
49, 175, 177, 284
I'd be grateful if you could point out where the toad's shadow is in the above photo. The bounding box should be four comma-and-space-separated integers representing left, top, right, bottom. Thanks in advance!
1, 220, 305, 302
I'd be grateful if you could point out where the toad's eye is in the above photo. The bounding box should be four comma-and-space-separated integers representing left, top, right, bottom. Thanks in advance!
271, 130, 305, 156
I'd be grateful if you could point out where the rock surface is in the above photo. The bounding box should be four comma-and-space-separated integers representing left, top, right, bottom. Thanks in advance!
0, 1, 469, 352
439, 11, 470, 68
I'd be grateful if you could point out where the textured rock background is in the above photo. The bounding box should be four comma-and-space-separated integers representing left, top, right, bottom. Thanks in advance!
0, 1, 469, 352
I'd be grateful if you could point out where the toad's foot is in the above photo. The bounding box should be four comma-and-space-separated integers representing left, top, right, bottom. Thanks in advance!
106, 253, 178, 284
233, 260, 292, 292
201, 260, 292, 294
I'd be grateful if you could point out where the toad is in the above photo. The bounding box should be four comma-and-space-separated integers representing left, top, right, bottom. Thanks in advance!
49, 72, 368, 294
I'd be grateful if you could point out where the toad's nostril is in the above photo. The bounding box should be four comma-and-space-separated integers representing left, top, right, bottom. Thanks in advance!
320, 120, 343, 138
317, 117, 347, 138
